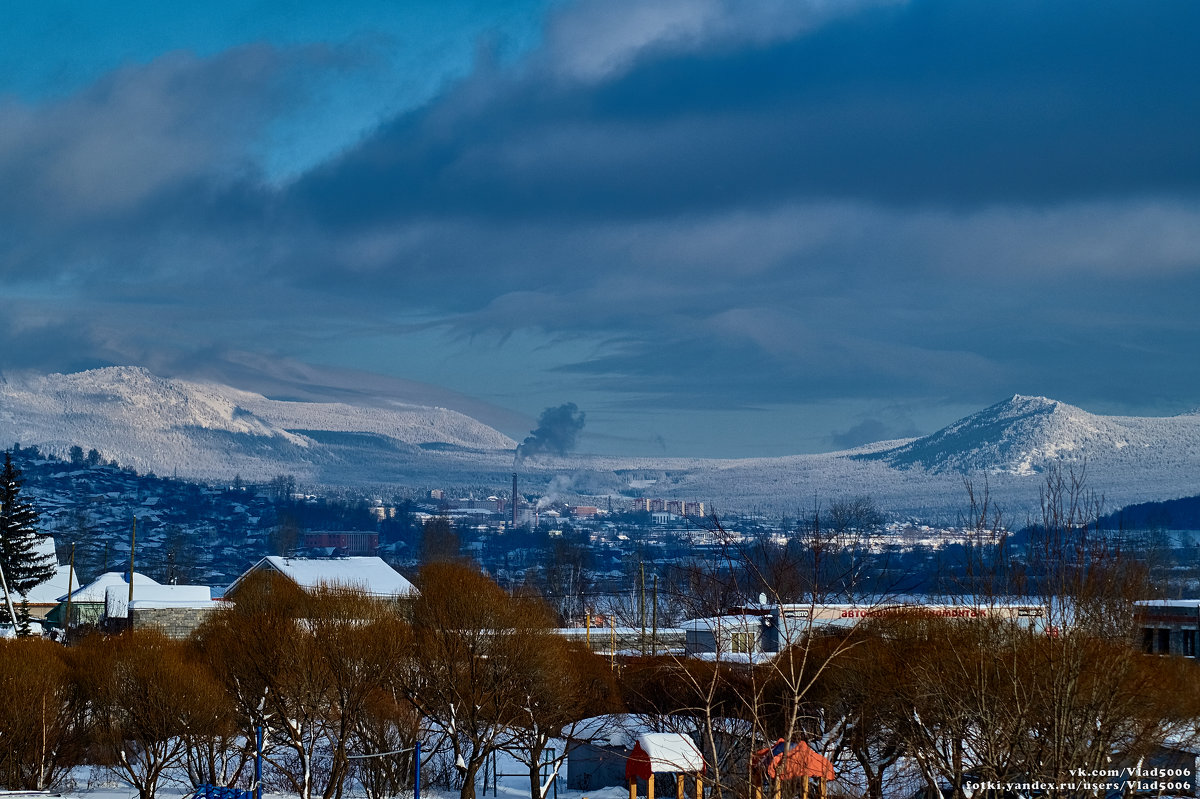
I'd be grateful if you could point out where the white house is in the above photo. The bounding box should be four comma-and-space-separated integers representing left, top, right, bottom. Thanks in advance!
24, 536, 77, 622
680, 614, 765, 657
53, 570, 163, 627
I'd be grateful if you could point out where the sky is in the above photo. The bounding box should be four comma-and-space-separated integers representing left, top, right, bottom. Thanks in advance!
2, 0, 1199, 457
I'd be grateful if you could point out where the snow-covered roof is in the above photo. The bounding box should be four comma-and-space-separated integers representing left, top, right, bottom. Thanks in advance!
680, 615, 762, 632
18, 536, 69, 605
107, 584, 213, 618
742, 594, 1048, 611
1136, 600, 1200, 608
26, 564, 77, 605
34, 535, 59, 565
60, 571, 161, 603
636, 733, 704, 773
568, 715, 661, 748
228, 556, 417, 597
693, 650, 776, 665
129, 598, 222, 610
565, 715, 706, 749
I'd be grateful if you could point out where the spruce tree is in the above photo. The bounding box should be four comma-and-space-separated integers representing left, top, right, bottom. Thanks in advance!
0, 451, 56, 628
16, 596, 32, 636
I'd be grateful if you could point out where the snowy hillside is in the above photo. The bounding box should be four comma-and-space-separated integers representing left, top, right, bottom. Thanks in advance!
490, 395, 1200, 520
0, 367, 516, 482
859, 395, 1200, 476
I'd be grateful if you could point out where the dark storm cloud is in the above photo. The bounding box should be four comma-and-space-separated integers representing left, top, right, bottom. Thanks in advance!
0, 312, 116, 373
1, 48, 266, 212
254, 0, 1200, 415
291, 0, 1200, 225
0, 43, 345, 286
548, 308, 1008, 408
4, 0, 1200, 431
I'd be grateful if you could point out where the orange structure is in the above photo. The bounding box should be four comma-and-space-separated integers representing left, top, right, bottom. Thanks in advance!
752, 740, 835, 799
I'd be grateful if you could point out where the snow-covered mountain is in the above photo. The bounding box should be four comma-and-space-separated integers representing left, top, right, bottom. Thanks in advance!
858, 394, 1200, 475
0, 367, 516, 483
553, 395, 1200, 519
1, 370, 1197, 518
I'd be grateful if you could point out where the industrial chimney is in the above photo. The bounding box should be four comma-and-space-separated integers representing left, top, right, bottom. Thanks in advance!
512, 472, 518, 528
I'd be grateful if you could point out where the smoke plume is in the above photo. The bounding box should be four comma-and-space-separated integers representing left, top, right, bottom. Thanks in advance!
515, 402, 586, 463
537, 474, 576, 509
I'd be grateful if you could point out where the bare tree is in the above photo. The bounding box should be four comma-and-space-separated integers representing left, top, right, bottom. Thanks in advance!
0, 637, 87, 790
193, 572, 328, 799
403, 562, 565, 799
194, 574, 413, 799
303, 587, 413, 799
809, 629, 909, 799
875, 465, 1200, 799
646, 513, 877, 799
350, 688, 423, 799
83, 630, 229, 799
503, 639, 621, 799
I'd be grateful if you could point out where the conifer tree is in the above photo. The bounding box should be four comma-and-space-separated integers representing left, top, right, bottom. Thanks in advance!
0, 452, 55, 628
16, 597, 32, 636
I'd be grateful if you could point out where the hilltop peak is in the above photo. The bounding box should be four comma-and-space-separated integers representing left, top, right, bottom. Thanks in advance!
859, 395, 1128, 475
1007, 394, 1058, 407
986, 394, 1066, 415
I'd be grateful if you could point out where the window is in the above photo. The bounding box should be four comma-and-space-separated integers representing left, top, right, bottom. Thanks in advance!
1184, 630, 1197, 657
1159, 628, 1172, 654
730, 631, 756, 654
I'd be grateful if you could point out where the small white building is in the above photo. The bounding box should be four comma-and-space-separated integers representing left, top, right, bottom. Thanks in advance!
54, 571, 163, 627
680, 615, 763, 657
104, 583, 219, 638
105, 583, 213, 619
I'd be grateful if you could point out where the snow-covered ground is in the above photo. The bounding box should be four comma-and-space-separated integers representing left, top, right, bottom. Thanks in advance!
43, 746, 616, 799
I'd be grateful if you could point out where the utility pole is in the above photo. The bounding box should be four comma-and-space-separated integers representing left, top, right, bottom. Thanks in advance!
64, 544, 76, 638
127, 516, 137, 630
652, 574, 658, 657
610, 616, 615, 671
639, 561, 646, 655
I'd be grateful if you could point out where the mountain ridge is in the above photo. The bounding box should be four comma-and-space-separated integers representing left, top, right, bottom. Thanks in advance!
0, 366, 516, 482
858, 393, 1200, 475
3, 368, 1199, 516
